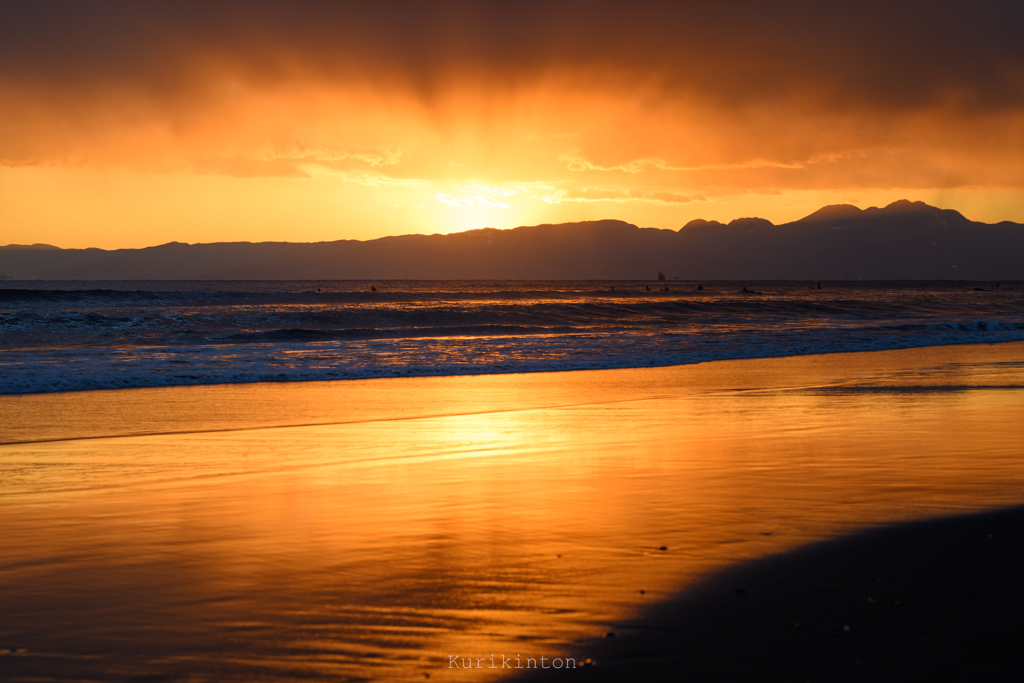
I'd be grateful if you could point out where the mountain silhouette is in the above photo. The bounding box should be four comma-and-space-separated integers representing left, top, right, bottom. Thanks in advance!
2, 201, 1022, 280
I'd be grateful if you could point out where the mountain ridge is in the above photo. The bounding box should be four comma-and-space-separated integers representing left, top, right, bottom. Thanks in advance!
2, 200, 1022, 280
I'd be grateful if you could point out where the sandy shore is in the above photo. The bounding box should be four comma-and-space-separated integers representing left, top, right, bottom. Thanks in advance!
3, 342, 1024, 681
523, 505, 1024, 681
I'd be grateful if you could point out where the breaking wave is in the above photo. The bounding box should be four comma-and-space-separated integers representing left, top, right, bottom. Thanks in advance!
2, 280, 1022, 394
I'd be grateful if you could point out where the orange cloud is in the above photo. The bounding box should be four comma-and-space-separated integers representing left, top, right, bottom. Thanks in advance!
1, 1, 1023, 247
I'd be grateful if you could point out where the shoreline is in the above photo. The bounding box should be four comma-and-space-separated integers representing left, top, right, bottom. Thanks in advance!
521, 505, 1024, 681
3, 335, 1023, 398
5, 339, 1024, 446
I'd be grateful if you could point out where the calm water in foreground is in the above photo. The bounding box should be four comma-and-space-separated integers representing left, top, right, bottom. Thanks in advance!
2, 343, 1024, 681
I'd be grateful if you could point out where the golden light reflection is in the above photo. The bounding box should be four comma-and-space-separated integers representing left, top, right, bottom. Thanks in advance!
3, 344, 1024, 680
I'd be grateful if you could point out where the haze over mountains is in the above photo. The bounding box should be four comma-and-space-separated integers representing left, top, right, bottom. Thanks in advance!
3, 200, 1023, 281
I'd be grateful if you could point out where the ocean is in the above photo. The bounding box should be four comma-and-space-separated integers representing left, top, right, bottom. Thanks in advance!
5, 281, 1024, 681
2, 280, 1022, 394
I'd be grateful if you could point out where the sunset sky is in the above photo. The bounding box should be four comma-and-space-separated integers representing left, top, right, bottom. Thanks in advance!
2, 0, 1023, 249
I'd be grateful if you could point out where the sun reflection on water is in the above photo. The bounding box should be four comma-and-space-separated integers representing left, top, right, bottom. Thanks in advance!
2, 344, 1024, 681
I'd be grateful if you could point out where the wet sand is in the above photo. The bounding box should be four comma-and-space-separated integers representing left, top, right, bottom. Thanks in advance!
2, 342, 1024, 681
523, 505, 1024, 681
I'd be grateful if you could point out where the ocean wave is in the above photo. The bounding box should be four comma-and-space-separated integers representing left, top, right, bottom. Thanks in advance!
2, 318, 1023, 395
2, 280, 1022, 394
216, 324, 579, 343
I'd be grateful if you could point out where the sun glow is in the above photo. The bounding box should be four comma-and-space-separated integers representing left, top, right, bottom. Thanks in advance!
2, 3, 1024, 248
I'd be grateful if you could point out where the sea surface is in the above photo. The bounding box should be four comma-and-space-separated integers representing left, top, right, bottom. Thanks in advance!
2, 280, 1022, 394
4, 278, 1024, 680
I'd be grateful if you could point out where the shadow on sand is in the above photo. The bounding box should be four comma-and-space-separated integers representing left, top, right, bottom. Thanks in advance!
520, 506, 1024, 681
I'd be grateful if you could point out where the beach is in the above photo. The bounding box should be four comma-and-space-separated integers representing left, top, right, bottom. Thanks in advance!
2, 341, 1024, 681
7, 3, 1024, 680
522, 505, 1024, 681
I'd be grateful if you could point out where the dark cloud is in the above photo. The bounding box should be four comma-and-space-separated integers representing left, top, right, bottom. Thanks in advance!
2, 0, 1022, 112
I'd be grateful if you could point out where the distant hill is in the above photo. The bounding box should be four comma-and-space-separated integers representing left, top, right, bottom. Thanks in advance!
2, 200, 1023, 280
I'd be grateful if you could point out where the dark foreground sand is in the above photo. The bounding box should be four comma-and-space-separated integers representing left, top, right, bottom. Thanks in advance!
523, 506, 1024, 682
